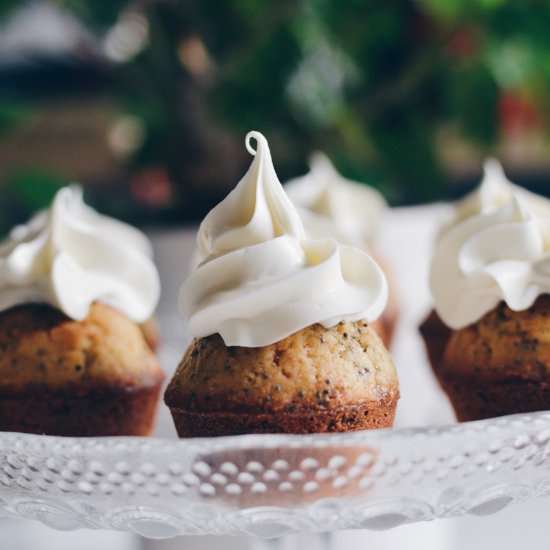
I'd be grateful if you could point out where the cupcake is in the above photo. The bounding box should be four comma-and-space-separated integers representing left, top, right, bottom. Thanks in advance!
421, 159, 550, 421
284, 153, 397, 347
165, 132, 398, 437
0, 186, 164, 436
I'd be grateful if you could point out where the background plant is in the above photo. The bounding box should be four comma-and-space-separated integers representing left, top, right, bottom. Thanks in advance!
1, 0, 550, 231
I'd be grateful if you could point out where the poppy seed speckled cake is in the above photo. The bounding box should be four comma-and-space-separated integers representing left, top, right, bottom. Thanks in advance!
421, 160, 550, 421
165, 132, 399, 437
0, 187, 164, 436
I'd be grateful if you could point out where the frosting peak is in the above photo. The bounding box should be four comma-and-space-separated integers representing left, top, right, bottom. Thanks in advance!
0, 186, 160, 322
182, 132, 388, 347
195, 131, 305, 265
431, 160, 550, 329
285, 152, 387, 247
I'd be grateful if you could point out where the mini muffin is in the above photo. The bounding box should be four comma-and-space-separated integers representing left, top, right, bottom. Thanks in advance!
165, 321, 398, 437
0, 186, 163, 436
421, 160, 550, 421
432, 297, 550, 421
0, 303, 163, 436
285, 152, 398, 347
166, 131, 398, 437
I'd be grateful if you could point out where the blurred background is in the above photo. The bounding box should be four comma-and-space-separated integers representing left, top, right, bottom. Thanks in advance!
2, 0, 550, 235
4, 2, 550, 549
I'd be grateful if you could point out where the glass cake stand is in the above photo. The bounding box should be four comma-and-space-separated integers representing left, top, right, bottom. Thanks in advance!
1, 412, 550, 540
1, 212, 548, 541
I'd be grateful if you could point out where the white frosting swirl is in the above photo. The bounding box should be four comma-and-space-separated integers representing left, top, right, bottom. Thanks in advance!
431, 159, 550, 329
284, 152, 387, 247
0, 186, 160, 322
181, 131, 388, 347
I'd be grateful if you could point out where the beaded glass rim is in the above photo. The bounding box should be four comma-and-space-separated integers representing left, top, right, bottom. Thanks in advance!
1, 411, 550, 539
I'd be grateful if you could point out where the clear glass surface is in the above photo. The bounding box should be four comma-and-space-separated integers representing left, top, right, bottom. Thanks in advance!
1, 209, 547, 540
1, 411, 550, 539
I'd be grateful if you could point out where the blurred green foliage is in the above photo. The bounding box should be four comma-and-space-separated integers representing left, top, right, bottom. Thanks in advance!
0, 100, 30, 133
0, 170, 65, 236
8, 170, 66, 212
183, 0, 550, 201
3, 0, 550, 228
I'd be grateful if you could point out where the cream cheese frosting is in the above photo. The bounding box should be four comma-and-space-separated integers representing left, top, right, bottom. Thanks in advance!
284, 152, 387, 247
0, 186, 160, 322
431, 159, 550, 329
181, 131, 388, 347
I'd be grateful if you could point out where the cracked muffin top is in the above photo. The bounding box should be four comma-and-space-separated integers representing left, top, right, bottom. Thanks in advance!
165, 320, 398, 414
0, 302, 163, 394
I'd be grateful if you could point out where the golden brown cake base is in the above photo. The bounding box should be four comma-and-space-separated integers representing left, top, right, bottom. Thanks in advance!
170, 394, 398, 438
0, 386, 161, 436
425, 296, 550, 422
436, 377, 550, 422
166, 321, 399, 437
0, 302, 164, 437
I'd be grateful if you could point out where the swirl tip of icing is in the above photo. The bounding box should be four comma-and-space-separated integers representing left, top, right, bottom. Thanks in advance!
245, 130, 268, 156
195, 131, 305, 264
308, 151, 337, 175
482, 157, 505, 178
